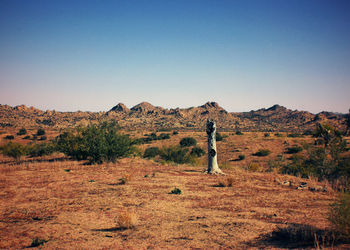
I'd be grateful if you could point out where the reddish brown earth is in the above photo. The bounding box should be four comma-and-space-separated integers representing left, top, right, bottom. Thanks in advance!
1, 130, 349, 249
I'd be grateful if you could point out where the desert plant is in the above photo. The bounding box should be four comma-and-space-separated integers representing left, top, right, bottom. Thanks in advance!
56, 121, 134, 164
286, 146, 303, 154
143, 147, 160, 158
170, 187, 181, 194
1, 142, 26, 160
253, 149, 271, 157
236, 131, 243, 135
4, 135, 14, 140
329, 193, 350, 240
17, 128, 27, 135
39, 135, 47, 141
288, 133, 302, 138
37, 128, 45, 136
179, 137, 197, 147
23, 135, 31, 140
30, 237, 48, 247
172, 131, 179, 135
116, 210, 138, 229
159, 146, 193, 164
190, 146, 205, 157
264, 133, 270, 137
216, 132, 224, 141
248, 162, 261, 172
238, 154, 245, 161
27, 143, 55, 157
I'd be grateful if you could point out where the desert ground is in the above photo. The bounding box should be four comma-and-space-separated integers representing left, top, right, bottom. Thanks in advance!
1, 129, 349, 249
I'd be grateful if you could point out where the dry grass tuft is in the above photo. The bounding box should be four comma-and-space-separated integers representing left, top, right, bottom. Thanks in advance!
116, 210, 138, 229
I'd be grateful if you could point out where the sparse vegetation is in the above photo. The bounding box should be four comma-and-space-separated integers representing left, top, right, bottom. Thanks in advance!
37, 128, 45, 136
17, 128, 27, 135
286, 146, 303, 154
190, 146, 205, 157
29, 237, 48, 247
159, 146, 194, 164
238, 154, 245, 161
216, 132, 224, 141
0, 142, 26, 160
287, 133, 302, 138
4, 135, 14, 140
179, 137, 197, 147
170, 187, 181, 194
143, 147, 160, 158
236, 131, 243, 135
253, 149, 271, 157
27, 143, 55, 157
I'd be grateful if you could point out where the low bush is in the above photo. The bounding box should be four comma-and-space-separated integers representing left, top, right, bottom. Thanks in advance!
39, 135, 47, 141
216, 132, 224, 141
143, 147, 160, 158
172, 131, 179, 135
238, 154, 245, 161
27, 143, 55, 157
17, 128, 27, 135
1, 142, 26, 160
190, 146, 205, 157
286, 146, 303, 154
248, 162, 261, 172
288, 133, 302, 138
159, 146, 193, 164
179, 137, 197, 147
253, 149, 271, 157
274, 133, 283, 137
236, 131, 243, 135
264, 133, 270, 137
170, 187, 181, 194
23, 135, 31, 140
4, 135, 14, 140
37, 128, 45, 136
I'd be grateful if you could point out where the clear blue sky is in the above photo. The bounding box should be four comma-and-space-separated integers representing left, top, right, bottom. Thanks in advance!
0, 0, 349, 113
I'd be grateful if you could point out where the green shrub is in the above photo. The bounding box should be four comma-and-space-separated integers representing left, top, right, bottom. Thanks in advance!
190, 146, 205, 157
170, 187, 181, 194
17, 128, 27, 135
30, 238, 48, 247
179, 137, 197, 147
236, 131, 243, 135
216, 132, 224, 141
172, 131, 179, 135
39, 135, 47, 141
329, 193, 350, 240
158, 133, 170, 140
56, 121, 134, 164
274, 133, 283, 137
288, 133, 302, 138
1, 142, 26, 160
253, 149, 271, 156
286, 146, 303, 154
143, 147, 160, 158
4, 135, 14, 140
37, 128, 45, 136
159, 146, 193, 164
27, 143, 55, 157
264, 133, 270, 137
23, 135, 31, 140
238, 154, 245, 160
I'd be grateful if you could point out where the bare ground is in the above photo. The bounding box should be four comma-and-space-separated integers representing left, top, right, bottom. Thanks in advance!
0, 156, 340, 249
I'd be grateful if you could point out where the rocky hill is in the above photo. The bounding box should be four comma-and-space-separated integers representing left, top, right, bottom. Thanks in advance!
0, 102, 347, 132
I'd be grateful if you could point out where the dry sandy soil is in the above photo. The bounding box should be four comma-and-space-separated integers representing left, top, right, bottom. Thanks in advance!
0, 130, 349, 249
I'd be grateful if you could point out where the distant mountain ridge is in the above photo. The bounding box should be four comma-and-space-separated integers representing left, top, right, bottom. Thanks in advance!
0, 102, 347, 132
